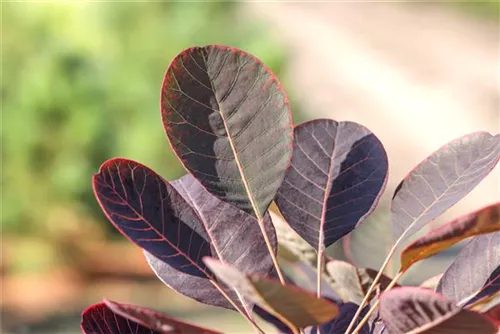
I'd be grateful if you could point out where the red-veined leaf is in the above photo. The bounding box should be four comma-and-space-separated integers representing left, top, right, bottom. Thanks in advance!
203, 257, 339, 333
93, 158, 211, 278
81, 300, 220, 334
275, 119, 387, 250
94, 160, 276, 311
103, 299, 220, 334
391, 132, 500, 241
400, 203, 500, 272
437, 232, 500, 306
161, 45, 293, 221
379, 287, 498, 334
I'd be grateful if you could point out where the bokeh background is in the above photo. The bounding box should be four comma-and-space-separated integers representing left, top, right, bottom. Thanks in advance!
1, 2, 499, 333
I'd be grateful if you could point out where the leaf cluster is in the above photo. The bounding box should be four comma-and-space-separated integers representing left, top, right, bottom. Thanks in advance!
82, 45, 500, 334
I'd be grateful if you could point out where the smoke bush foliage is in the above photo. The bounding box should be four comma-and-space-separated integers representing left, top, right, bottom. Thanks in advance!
82, 45, 500, 334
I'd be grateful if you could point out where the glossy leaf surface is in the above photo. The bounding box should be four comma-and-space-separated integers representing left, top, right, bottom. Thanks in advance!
275, 119, 387, 248
161, 45, 293, 219
93, 158, 211, 278
325, 260, 395, 305
437, 232, 500, 306
400, 203, 500, 272
379, 287, 498, 334
204, 258, 339, 330
391, 132, 500, 241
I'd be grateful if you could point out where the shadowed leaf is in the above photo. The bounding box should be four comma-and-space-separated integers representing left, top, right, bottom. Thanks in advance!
275, 119, 387, 250
379, 287, 498, 334
391, 132, 500, 241
204, 258, 339, 332
81, 300, 220, 334
325, 260, 395, 305
145, 174, 276, 311
161, 45, 293, 220
400, 203, 500, 272
437, 232, 500, 306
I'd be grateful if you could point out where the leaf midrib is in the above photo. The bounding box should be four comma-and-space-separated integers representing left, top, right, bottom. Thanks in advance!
200, 50, 262, 220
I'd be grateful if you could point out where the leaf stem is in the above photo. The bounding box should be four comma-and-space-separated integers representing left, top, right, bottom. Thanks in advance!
210, 280, 265, 334
258, 218, 286, 284
351, 271, 403, 334
316, 249, 324, 297
344, 241, 398, 334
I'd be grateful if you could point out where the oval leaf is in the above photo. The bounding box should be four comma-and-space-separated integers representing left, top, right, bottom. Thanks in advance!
275, 119, 388, 249
437, 232, 500, 306
81, 300, 220, 334
400, 203, 500, 272
161, 45, 293, 220
203, 257, 339, 331
325, 260, 395, 305
379, 287, 498, 334
391, 132, 500, 241
93, 158, 211, 278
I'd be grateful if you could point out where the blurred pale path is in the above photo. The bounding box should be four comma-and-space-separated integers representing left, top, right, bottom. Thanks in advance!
248, 2, 500, 224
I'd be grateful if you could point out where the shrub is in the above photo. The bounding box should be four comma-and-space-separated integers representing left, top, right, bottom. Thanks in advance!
81, 45, 500, 334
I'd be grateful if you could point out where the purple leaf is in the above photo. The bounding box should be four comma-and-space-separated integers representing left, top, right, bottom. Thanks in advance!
275, 119, 388, 249
391, 132, 500, 241
145, 175, 277, 310
94, 160, 277, 311
379, 287, 498, 334
437, 232, 500, 306
161, 45, 293, 221
81, 300, 220, 334
81, 302, 160, 334
93, 159, 211, 278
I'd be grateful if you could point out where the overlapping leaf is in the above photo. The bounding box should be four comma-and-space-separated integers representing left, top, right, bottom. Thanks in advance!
325, 260, 395, 305
400, 203, 500, 272
379, 287, 498, 334
93, 158, 211, 278
275, 119, 388, 249
391, 132, 500, 241
204, 258, 339, 333
437, 232, 500, 306
81, 300, 220, 334
94, 159, 276, 311
161, 45, 293, 220
420, 274, 444, 290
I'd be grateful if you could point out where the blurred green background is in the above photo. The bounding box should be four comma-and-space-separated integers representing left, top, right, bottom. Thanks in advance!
1, 1, 497, 333
1, 2, 296, 333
